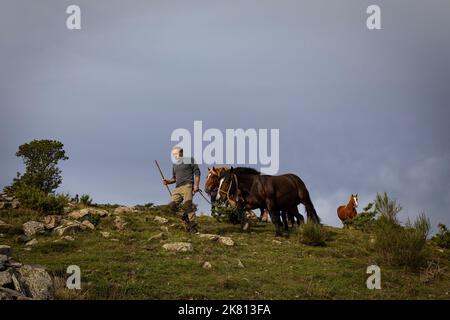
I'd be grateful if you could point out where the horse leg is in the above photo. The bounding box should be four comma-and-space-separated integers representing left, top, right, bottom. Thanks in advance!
281, 211, 289, 231
289, 206, 304, 226
266, 202, 283, 236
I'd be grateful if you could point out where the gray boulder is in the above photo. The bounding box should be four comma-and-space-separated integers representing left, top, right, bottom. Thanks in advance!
162, 242, 193, 252
0, 245, 12, 257
14, 265, 54, 300
23, 221, 46, 237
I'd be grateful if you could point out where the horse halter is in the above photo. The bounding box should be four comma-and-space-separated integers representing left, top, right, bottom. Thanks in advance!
218, 173, 239, 204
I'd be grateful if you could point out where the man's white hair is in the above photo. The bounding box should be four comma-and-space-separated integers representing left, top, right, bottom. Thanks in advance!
172, 146, 183, 153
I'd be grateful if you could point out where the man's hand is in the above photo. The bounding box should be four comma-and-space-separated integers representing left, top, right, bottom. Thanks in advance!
193, 185, 199, 193
162, 179, 169, 185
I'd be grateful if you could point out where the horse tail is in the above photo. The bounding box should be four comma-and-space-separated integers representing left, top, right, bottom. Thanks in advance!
302, 190, 321, 224
290, 174, 321, 224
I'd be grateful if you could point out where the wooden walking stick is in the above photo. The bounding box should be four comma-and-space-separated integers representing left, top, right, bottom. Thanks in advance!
155, 160, 172, 196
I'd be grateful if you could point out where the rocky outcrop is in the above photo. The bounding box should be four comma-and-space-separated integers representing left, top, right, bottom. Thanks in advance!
23, 221, 46, 237
162, 242, 193, 252
0, 244, 54, 300
42, 215, 62, 230
53, 220, 84, 236
114, 216, 127, 231
113, 206, 136, 215
154, 216, 168, 224
68, 208, 109, 220
197, 233, 235, 246
0, 193, 20, 210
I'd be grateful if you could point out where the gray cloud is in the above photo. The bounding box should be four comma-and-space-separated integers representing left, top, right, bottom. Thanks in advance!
1, 0, 449, 232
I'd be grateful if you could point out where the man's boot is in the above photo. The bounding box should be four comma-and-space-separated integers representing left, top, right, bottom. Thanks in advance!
182, 201, 198, 234
168, 201, 179, 215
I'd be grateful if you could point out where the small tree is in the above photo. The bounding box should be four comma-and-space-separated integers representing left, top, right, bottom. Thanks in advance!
4, 139, 68, 195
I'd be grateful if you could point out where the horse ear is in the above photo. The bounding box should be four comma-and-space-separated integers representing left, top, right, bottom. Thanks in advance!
230, 166, 234, 172
212, 166, 215, 170
208, 167, 210, 171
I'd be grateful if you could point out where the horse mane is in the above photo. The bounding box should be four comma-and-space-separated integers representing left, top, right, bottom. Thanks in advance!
233, 167, 260, 175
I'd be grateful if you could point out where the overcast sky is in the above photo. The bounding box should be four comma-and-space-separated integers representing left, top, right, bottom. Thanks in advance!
1, 0, 449, 231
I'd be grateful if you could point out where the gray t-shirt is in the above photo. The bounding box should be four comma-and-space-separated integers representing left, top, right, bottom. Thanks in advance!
171, 157, 201, 188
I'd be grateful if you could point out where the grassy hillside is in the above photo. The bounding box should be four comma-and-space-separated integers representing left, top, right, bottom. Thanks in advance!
0, 206, 449, 300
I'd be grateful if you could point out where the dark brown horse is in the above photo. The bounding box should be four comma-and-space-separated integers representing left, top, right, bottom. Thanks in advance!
217, 167, 320, 236
337, 194, 358, 225
206, 167, 301, 228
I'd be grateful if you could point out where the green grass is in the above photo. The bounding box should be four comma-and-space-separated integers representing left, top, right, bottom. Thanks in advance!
1, 208, 449, 300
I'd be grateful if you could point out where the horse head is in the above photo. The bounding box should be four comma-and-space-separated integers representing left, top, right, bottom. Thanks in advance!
216, 167, 239, 205
351, 194, 359, 208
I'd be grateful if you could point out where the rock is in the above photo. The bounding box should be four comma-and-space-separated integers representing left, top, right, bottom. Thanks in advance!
53, 221, 83, 236
69, 208, 109, 219
0, 220, 13, 233
162, 242, 193, 252
14, 265, 54, 300
0, 287, 30, 300
202, 261, 212, 269
0, 245, 12, 257
42, 215, 62, 230
114, 216, 127, 231
63, 236, 75, 241
22, 221, 45, 237
218, 236, 235, 246
16, 235, 32, 244
0, 271, 12, 287
238, 259, 245, 268
0, 255, 8, 264
11, 199, 20, 209
198, 233, 220, 241
100, 231, 110, 238
272, 239, 282, 245
81, 220, 95, 230
160, 226, 169, 233
110, 238, 119, 242
148, 232, 167, 241
154, 216, 168, 224
25, 239, 38, 247
113, 206, 134, 215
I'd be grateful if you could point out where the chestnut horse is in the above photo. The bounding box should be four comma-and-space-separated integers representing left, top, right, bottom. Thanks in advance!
337, 194, 358, 224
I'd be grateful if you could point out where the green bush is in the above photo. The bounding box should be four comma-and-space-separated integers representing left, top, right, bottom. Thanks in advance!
374, 213, 430, 268
211, 205, 245, 224
15, 185, 69, 215
83, 214, 101, 226
299, 221, 329, 246
344, 202, 377, 232
80, 194, 92, 206
432, 224, 450, 249
374, 192, 401, 224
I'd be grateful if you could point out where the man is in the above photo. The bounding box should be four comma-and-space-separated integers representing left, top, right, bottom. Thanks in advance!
162, 146, 200, 233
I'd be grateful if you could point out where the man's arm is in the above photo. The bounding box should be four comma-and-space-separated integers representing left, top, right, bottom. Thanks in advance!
192, 160, 200, 192
162, 166, 176, 185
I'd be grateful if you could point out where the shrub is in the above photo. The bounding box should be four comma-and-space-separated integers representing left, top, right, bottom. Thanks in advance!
299, 221, 329, 246
374, 213, 430, 268
15, 185, 69, 215
344, 202, 377, 232
80, 194, 92, 206
83, 213, 101, 226
211, 205, 246, 225
374, 192, 401, 224
432, 223, 450, 249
